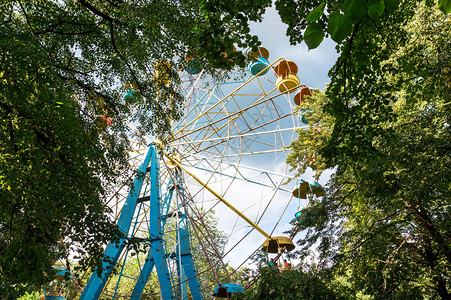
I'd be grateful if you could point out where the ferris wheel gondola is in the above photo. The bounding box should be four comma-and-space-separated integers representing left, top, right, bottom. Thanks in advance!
61, 47, 319, 300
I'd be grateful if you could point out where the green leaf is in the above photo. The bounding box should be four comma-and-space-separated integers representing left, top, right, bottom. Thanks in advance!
305, 2, 326, 22
368, 0, 385, 20
343, 0, 368, 22
384, 0, 400, 11
304, 22, 325, 50
327, 11, 353, 43
438, 0, 451, 13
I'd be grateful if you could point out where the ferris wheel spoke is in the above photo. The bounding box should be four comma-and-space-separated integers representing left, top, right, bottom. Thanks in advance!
179, 153, 295, 194
171, 110, 295, 159
171, 91, 277, 144
181, 142, 291, 159
78, 53, 311, 299
170, 72, 282, 142
172, 126, 303, 147
179, 160, 292, 194
182, 153, 295, 181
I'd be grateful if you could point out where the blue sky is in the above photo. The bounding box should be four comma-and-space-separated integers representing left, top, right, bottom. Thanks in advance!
178, 7, 340, 268
131, 5, 341, 274
250, 6, 339, 90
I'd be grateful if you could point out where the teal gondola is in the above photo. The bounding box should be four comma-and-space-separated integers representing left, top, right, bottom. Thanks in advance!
299, 109, 312, 124
248, 47, 270, 76
187, 58, 201, 74
123, 89, 134, 103
309, 181, 324, 197
213, 283, 245, 298
249, 57, 270, 76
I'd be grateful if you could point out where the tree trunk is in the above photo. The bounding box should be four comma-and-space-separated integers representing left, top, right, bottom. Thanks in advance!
435, 275, 450, 300
404, 199, 451, 265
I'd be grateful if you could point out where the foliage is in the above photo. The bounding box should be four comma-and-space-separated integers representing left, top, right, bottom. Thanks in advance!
0, 0, 266, 296
98, 251, 160, 299
2, 0, 449, 298
275, 0, 449, 49
234, 267, 336, 300
186, 208, 230, 296
17, 291, 40, 300
286, 90, 333, 179
287, 3, 450, 299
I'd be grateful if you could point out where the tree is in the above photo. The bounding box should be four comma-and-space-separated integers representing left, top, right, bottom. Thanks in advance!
184, 0, 450, 297
286, 3, 450, 299
275, 0, 450, 50
3, 0, 449, 297
183, 207, 230, 297
234, 267, 336, 300
0, 1, 267, 296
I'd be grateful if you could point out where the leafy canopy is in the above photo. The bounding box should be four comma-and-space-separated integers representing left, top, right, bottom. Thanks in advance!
275, 0, 450, 49
286, 2, 450, 299
0, 0, 266, 296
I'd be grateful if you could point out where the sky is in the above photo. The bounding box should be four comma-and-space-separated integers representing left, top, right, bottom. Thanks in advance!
175, 6, 340, 269
121, 4, 340, 284
209, 6, 340, 268
249, 6, 339, 90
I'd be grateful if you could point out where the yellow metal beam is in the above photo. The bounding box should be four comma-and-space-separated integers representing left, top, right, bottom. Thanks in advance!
164, 152, 271, 239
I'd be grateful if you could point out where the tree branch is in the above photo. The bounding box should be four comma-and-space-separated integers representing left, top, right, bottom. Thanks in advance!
56, 72, 119, 115
109, 22, 143, 94
77, 0, 121, 24
404, 198, 451, 265
18, 1, 35, 36
34, 20, 104, 36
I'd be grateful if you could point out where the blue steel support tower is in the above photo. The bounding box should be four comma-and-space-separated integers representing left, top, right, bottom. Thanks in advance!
80, 144, 203, 299
131, 165, 203, 300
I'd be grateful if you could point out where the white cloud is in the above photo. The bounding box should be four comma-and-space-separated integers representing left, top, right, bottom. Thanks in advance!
115, 5, 339, 276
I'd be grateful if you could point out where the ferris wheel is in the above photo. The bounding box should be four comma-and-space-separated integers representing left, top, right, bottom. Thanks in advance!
46, 48, 324, 300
